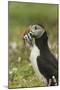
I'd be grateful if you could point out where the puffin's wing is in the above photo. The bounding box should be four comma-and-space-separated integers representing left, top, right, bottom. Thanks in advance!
37, 56, 57, 79
45, 52, 58, 70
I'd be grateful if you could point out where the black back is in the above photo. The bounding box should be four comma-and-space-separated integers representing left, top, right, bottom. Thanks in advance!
35, 31, 58, 85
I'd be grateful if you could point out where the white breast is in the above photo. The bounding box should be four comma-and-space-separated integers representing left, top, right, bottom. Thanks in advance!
30, 44, 47, 85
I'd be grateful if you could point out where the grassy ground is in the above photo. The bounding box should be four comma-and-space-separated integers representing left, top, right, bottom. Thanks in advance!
8, 2, 58, 88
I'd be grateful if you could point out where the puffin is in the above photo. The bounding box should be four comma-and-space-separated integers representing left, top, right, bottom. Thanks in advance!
23, 24, 58, 86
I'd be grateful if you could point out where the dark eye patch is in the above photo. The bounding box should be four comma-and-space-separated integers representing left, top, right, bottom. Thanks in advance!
35, 26, 37, 30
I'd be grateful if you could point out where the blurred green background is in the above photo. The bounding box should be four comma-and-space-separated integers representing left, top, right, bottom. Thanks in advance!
8, 2, 58, 88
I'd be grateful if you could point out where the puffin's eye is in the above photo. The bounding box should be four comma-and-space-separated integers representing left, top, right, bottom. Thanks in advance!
35, 26, 37, 30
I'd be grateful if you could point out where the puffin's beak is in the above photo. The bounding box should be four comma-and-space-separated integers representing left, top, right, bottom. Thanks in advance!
22, 26, 33, 46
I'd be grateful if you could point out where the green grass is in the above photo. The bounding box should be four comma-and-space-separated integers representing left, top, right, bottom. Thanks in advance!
8, 2, 58, 88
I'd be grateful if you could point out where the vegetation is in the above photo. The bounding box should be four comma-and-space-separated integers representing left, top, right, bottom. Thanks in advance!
8, 2, 58, 88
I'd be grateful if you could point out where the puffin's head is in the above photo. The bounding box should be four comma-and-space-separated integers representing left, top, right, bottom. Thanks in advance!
29, 24, 45, 38
23, 24, 45, 46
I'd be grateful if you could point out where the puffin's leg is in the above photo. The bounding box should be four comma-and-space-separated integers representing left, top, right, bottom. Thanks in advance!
52, 76, 57, 86
48, 79, 52, 86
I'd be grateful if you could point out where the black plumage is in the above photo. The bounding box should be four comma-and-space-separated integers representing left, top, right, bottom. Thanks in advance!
35, 31, 58, 85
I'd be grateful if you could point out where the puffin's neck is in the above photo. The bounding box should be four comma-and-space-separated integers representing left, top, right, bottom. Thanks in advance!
35, 31, 49, 55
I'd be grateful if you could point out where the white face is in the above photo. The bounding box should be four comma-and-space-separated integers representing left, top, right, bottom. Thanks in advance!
29, 24, 45, 38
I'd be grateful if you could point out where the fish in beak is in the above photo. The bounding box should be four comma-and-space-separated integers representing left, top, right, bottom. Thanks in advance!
23, 27, 33, 46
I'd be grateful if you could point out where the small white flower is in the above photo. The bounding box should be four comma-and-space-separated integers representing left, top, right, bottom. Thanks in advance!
9, 71, 13, 75
17, 57, 21, 62
12, 67, 17, 72
29, 63, 32, 66
10, 42, 17, 50
23, 79, 26, 83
